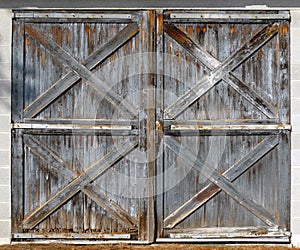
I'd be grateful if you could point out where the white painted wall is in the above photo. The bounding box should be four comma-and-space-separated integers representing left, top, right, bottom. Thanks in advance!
0, 7, 299, 246
0, 8, 11, 245
291, 9, 300, 247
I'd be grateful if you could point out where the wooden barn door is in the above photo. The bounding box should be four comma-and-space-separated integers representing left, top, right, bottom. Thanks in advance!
157, 10, 291, 242
12, 10, 156, 241
12, 9, 291, 242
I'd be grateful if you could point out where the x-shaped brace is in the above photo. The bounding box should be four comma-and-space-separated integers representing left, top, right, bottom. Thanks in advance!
164, 23, 279, 119
164, 136, 279, 228
23, 24, 139, 118
23, 135, 138, 229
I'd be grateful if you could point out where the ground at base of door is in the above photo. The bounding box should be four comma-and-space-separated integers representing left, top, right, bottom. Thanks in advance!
0, 244, 299, 250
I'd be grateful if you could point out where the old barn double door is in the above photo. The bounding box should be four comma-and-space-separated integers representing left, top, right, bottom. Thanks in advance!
12, 10, 291, 242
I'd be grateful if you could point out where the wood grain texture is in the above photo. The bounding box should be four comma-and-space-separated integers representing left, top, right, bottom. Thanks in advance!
164, 135, 279, 228
12, 10, 290, 241
23, 134, 138, 229
25, 24, 138, 118
164, 23, 279, 119
23, 137, 138, 229
23, 23, 140, 118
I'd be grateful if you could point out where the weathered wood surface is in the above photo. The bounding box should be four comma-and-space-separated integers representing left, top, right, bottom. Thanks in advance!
12, 20, 25, 122
12, 10, 290, 241
23, 137, 138, 229
24, 134, 139, 229
163, 23, 277, 119
24, 23, 139, 118
165, 136, 278, 227
161, 11, 290, 239
164, 135, 279, 229
164, 23, 279, 119
25, 24, 138, 118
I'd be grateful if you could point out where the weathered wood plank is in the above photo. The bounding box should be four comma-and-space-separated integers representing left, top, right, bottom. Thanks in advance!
11, 20, 25, 234
22, 137, 138, 229
278, 131, 291, 230
168, 12, 290, 20
145, 10, 156, 243
155, 10, 164, 239
12, 20, 25, 122
23, 129, 139, 136
23, 118, 139, 126
11, 130, 24, 233
24, 23, 139, 118
224, 73, 277, 119
164, 23, 279, 119
25, 24, 138, 118
13, 122, 132, 130
24, 135, 138, 228
13, 232, 133, 239
164, 135, 279, 228
164, 136, 278, 227
277, 21, 291, 231
164, 119, 280, 126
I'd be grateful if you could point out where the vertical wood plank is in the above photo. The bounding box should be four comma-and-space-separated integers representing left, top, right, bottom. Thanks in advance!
138, 10, 156, 242
155, 9, 164, 238
12, 19, 24, 123
278, 131, 291, 231
11, 129, 24, 233
146, 10, 156, 243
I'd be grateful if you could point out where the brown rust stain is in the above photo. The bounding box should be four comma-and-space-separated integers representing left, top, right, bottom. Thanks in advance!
230, 25, 235, 34
157, 14, 163, 35
57, 26, 62, 46
257, 50, 263, 60
280, 24, 289, 36
186, 25, 194, 37
67, 30, 71, 44
85, 25, 91, 46
124, 42, 131, 53
193, 184, 220, 203
110, 53, 116, 62
141, 29, 145, 44
25, 36, 29, 47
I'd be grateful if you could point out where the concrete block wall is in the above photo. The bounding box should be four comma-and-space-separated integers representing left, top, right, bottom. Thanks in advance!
291, 9, 300, 247
0, 8, 11, 244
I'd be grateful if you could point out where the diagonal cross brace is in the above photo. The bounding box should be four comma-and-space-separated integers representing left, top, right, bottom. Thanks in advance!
23, 134, 139, 229
23, 23, 139, 119
165, 136, 279, 227
22, 136, 138, 229
164, 135, 279, 228
164, 23, 279, 119
25, 24, 139, 118
164, 23, 277, 119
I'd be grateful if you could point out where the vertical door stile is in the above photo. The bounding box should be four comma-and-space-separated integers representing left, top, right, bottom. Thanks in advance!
138, 10, 157, 242
11, 19, 25, 234
155, 9, 164, 239
278, 19, 291, 231
146, 10, 157, 243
